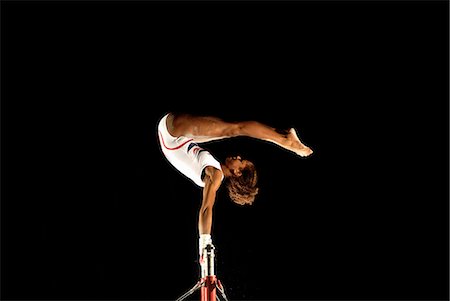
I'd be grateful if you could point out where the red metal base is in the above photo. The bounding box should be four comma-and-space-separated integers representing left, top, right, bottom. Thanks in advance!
200, 275, 217, 301
175, 276, 228, 301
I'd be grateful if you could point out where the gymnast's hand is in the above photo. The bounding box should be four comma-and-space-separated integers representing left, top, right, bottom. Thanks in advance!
198, 234, 214, 263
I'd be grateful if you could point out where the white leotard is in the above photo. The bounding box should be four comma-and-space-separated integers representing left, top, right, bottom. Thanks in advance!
157, 113, 223, 187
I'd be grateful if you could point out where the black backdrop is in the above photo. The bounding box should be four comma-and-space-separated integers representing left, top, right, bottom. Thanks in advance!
2, 1, 449, 300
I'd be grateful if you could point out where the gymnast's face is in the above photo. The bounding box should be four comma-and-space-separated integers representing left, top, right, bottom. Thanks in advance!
225, 156, 249, 176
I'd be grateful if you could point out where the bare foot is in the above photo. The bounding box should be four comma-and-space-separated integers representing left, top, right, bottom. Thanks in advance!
286, 128, 313, 157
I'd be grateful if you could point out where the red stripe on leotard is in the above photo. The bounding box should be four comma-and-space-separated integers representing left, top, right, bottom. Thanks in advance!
159, 131, 193, 150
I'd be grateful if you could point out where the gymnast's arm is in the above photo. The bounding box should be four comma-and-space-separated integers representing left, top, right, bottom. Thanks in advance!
198, 166, 223, 235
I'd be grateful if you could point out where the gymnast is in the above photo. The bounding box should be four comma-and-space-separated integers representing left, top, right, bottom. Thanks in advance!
157, 112, 313, 266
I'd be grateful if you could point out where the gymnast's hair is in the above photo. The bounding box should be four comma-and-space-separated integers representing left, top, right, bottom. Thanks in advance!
225, 161, 259, 206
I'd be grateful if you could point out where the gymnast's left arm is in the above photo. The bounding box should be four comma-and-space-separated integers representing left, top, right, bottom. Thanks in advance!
198, 167, 222, 236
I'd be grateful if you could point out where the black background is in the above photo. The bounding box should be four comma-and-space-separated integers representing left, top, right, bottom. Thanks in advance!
2, 1, 449, 300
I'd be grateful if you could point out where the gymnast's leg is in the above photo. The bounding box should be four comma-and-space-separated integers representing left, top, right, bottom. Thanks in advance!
166, 113, 313, 157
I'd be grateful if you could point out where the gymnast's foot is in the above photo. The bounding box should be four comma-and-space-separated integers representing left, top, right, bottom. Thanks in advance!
285, 128, 313, 157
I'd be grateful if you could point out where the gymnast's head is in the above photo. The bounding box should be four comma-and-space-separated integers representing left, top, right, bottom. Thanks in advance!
223, 156, 259, 206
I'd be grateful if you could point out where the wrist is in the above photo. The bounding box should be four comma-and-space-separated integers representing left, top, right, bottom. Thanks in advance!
199, 234, 212, 245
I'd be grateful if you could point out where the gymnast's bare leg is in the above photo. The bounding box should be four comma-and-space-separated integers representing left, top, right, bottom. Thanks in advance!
166, 112, 313, 157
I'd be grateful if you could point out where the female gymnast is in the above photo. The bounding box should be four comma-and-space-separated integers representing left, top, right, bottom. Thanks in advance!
157, 112, 313, 262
